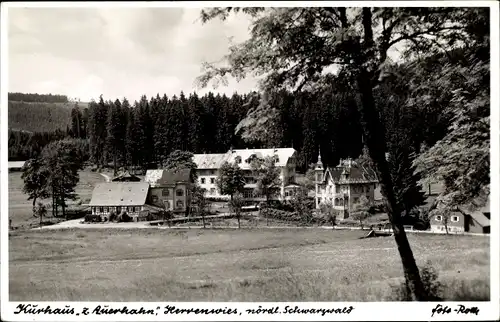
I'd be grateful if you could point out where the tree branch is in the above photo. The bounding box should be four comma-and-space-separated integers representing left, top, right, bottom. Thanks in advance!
388, 26, 464, 49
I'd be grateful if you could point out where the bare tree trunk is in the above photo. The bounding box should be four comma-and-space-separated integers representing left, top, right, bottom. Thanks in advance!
32, 198, 37, 216
357, 7, 427, 301
266, 194, 269, 226
60, 183, 66, 219
113, 151, 117, 176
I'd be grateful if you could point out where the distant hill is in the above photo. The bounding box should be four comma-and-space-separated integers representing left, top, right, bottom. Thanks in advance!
8, 92, 89, 133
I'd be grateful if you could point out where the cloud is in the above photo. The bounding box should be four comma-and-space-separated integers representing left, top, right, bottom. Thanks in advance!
8, 7, 256, 102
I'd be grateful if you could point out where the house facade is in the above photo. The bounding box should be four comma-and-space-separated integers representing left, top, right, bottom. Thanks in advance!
89, 182, 151, 221
193, 148, 298, 201
314, 154, 378, 218
144, 169, 191, 215
430, 201, 490, 234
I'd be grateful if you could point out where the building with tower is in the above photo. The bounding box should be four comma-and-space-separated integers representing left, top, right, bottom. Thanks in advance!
314, 151, 378, 218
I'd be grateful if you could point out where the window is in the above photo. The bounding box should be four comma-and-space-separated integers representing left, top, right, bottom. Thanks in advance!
162, 188, 169, 196
451, 216, 459, 222
176, 200, 184, 208
210, 178, 215, 184
210, 188, 216, 195
285, 191, 290, 197
104, 207, 109, 213
201, 178, 206, 184
99, 207, 103, 213
176, 189, 184, 197
152, 196, 158, 203
435, 215, 442, 222
235, 156, 242, 164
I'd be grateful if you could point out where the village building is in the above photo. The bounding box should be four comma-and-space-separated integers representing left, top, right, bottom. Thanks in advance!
314, 152, 378, 218
193, 148, 298, 201
429, 200, 490, 234
144, 169, 192, 215
8, 161, 26, 172
89, 182, 155, 221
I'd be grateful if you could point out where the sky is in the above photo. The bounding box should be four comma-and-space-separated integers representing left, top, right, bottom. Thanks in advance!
8, 7, 258, 102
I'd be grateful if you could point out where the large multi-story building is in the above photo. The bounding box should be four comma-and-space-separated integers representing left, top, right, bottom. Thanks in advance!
193, 148, 298, 200
144, 169, 192, 215
314, 152, 378, 218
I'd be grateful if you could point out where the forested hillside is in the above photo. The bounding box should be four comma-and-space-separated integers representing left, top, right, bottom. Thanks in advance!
8, 101, 74, 133
8, 92, 89, 133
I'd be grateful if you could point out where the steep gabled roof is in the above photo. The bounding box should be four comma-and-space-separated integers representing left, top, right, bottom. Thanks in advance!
89, 182, 149, 206
469, 211, 490, 227
321, 163, 378, 185
229, 148, 296, 169
192, 153, 230, 169
145, 169, 191, 186
193, 148, 297, 170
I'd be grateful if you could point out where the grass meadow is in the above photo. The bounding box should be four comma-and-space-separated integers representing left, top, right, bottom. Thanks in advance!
9, 228, 489, 301
8, 171, 104, 229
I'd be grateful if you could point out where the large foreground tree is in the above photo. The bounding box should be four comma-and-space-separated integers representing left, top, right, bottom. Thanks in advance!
196, 7, 488, 300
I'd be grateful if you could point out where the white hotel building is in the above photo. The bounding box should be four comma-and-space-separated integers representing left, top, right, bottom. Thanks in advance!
193, 148, 299, 200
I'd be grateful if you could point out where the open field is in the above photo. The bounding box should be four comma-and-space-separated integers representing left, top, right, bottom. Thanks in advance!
9, 228, 489, 301
8, 170, 105, 229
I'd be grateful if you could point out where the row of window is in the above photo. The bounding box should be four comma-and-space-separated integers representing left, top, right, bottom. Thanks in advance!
233, 155, 280, 164
436, 226, 463, 232
93, 206, 140, 213
151, 196, 185, 209
435, 215, 460, 222
200, 177, 216, 184
161, 188, 184, 197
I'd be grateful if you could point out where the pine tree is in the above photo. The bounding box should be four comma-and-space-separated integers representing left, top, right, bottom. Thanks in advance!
106, 99, 125, 175
70, 103, 82, 139
216, 94, 232, 152
154, 95, 170, 166
137, 95, 154, 169
125, 104, 138, 170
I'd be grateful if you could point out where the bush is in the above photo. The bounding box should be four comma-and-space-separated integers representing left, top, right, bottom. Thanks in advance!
261, 208, 310, 223
109, 211, 117, 222
84, 214, 101, 223
389, 261, 443, 301
117, 212, 132, 222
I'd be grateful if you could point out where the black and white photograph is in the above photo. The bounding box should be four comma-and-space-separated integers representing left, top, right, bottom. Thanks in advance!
1, 1, 498, 320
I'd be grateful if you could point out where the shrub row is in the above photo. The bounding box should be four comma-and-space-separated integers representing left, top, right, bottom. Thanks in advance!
261, 208, 304, 222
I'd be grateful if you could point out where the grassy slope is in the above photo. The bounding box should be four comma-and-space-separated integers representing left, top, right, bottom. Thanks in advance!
9, 229, 489, 301
8, 101, 88, 133
8, 170, 104, 229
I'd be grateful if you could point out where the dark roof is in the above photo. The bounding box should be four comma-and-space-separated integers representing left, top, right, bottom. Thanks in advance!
323, 164, 378, 184
145, 168, 191, 186
469, 211, 490, 227
111, 171, 141, 182
89, 182, 149, 206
